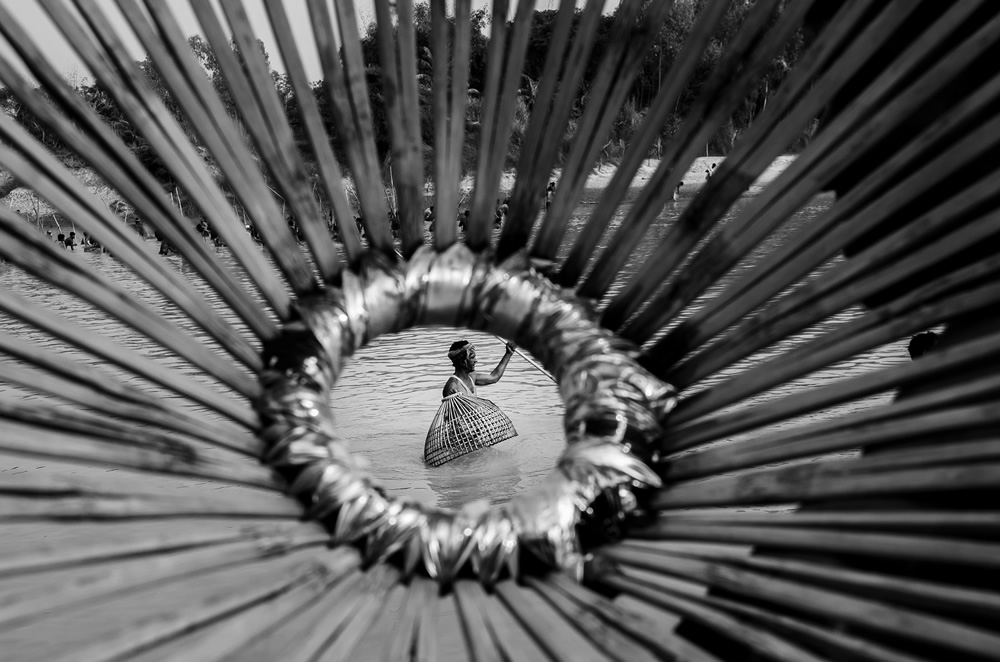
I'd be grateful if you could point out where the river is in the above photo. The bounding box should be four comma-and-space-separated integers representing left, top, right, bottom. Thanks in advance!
0, 193, 909, 510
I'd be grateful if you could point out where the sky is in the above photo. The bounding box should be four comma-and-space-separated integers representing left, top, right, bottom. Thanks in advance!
1, 0, 619, 85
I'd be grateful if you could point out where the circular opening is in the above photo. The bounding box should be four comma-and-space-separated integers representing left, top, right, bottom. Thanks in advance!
258, 244, 676, 582
331, 327, 565, 509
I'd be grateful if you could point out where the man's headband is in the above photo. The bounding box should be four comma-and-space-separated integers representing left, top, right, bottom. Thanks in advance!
448, 343, 472, 362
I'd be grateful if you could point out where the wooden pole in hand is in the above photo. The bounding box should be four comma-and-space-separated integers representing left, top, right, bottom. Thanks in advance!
495, 336, 556, 382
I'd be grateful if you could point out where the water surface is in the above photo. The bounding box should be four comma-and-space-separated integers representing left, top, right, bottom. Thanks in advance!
0, 195, 910, 509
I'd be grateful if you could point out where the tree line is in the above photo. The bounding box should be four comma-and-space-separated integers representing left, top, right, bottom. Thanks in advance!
2, 1, 808, 200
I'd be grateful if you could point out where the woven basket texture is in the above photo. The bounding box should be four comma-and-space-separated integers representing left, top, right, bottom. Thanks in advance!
424, 394, 518, 466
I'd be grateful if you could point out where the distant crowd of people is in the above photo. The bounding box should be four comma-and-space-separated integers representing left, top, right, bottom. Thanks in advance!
45, 229, 107, 253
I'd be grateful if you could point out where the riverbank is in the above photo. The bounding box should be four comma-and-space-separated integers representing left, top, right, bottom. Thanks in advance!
4, 154, 797, 234
485, 154, 797, 205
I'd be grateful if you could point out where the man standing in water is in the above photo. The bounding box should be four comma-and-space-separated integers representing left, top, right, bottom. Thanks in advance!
443, 339, 516, 397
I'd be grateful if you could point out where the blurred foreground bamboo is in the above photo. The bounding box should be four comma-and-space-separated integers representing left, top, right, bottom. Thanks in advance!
0, 0, 998, 660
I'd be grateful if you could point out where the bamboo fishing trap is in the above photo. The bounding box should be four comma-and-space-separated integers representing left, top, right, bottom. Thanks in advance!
425, 393, 518, 466
0, 0, 999, 660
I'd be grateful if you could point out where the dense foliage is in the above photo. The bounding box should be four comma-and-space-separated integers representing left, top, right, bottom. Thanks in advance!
2, 1, 808, 197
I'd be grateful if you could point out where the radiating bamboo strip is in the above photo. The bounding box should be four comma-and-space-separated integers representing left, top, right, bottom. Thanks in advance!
24, 548, 343, 662
430, 0, 458, 250
145, 0, 313, 290
220, 568, 362, 662
0, 339, 256, 453
648, 57, 995, 379
126, 0, 305, 315
440, 581, 540, 662
545, 573, 721, 662
0, 401, 257, 485
135, 555, 357, 662
633, 521, 1000, 569
661, 146, 1000, 388
453, 580, 504, 662
0, 530, 331, 631
656, 510, 1000, 533
609, 0, 933, 335
0, 403, 257, 480
857, 436, 1000, 472
503, 0, 604, 260
618, 539, 755, 562
526, 576, 663, 662
495, 579, 611, 662
0, 453, 274, 499
608, 560, 923, 662
473, 582, 552, 662
0, 119, 270, 374
0, 287, 257, 426
372, 0, 425, 258
664, 330, 1000, 452
624, 26, 931, 345
250, 570, 367, 662
313, 565, 401, 662
555, 0, 768, 277
544, 0, 671, 275
609, 560, 747, 598
184, 0, 325, 290
319, 0, 394, 253
654, 62, 1000, 361
669, 397, 1000, 481
348, 582, 424, 662
669, 203, 1000, 389
260, 0, 363, 264
412, 578, 440, 662
429, 593, 470, 662
618, 564, 708, 600
0, 490, 300, 521
671, 266, 1000, 425
615, 595, 684, 629
468, 0, 536, 251
601, 572, 825, 662
0, 395, 256, 468
587, 0, 819, 313
0, 1, 995, 658
343, 582, 408, 660
647, 10, 1000, 376
575, 0, 805, 300
539, 0, 647, 251
385, 577, 436, 662
671, 355, 1000, 462
0, 209, 259, 397
127, 576, 334, 662
0, 518, 313, 575
434, 0, 474, 251
218, 0, 344, 282
606, 548, 1000, 658
732, 553, 1000, 619
535, 0, 731, 265
655, 456, 1000, 509
48, 0, 298, 315
463, 0, 511, 249
0, 9, 278, 341
0, 417, 279, 490
503, 0, 579, 203
705, 594, 933, 662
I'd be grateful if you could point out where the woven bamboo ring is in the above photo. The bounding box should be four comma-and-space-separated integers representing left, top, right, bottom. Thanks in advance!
257, 242, 677, 584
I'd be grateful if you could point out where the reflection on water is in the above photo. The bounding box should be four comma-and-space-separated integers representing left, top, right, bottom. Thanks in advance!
0, 195, 910, 509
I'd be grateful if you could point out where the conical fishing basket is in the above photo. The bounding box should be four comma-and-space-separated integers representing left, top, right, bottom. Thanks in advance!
424, 393, 518, 466
1, 0, 999, 659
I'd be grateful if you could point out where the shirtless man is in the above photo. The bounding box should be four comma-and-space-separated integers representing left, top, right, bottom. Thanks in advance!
442, 339, 516, 398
